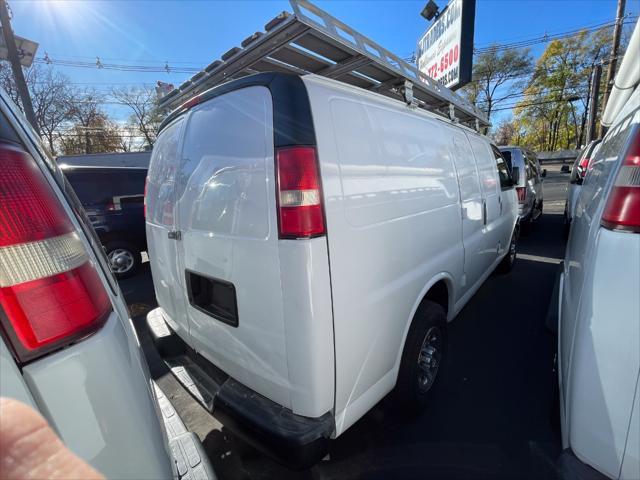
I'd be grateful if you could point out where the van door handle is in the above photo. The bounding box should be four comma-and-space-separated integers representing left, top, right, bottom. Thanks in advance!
482, 200, 487, 226
168, 230, 182, 240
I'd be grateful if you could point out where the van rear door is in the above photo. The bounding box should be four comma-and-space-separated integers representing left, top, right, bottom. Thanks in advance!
146, 118, 190, 337
466, 133, 504, 269
174, 86, 292, 409
450, 130, 486, 298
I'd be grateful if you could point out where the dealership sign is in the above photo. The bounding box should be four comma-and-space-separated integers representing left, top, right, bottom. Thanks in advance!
416, 0, 475, 90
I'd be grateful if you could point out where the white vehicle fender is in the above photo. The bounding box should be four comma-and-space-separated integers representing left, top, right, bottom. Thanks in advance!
392, 272, 456, 376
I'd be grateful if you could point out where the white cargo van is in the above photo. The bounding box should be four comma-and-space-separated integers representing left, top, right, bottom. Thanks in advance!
146, 72, 519, 466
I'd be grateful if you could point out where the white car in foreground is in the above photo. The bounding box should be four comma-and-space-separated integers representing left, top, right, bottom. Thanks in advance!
558, 19, 640, 480
0, 89, 214, 479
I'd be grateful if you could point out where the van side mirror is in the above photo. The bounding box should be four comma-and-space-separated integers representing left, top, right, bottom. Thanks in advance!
561, 165, 570, 173
511, 166, 520, 185
541, 168, 547, 178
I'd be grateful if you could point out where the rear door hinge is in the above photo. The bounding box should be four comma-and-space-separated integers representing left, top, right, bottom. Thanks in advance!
168, 230, 182, 241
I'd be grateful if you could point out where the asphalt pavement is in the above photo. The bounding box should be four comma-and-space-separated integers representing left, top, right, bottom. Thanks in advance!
121, 163, 570, 480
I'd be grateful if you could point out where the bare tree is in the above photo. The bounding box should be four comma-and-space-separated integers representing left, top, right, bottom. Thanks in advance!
0, 63, 73, 154
111, 87, 162, 148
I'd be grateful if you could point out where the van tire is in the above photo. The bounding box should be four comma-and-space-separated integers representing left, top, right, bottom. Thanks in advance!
394, 301, 447, 413
105, 241, 141, 279
496, 227, 518, 274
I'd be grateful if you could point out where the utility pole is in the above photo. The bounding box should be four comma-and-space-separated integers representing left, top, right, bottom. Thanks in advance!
586, 64, 602, 144
599, 0, 626, 137
0, 0, 38, 133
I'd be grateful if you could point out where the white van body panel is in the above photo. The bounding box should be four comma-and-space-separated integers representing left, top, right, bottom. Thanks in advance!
302, 75, 516, 434
621, 376, 640, 480
560, 86, 640, 478
148, 73, 516, 438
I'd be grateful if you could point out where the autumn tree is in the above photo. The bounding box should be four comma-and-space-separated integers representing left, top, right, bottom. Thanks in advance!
514, 27, 617, 151
461, 47, 533, 130
59, 90, 125, 155
491, 119, 520, 146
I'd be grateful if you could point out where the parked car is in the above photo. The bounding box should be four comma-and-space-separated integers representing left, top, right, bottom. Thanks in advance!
145, 72, 520, 467
499, 146, 546, 230
60, 164, 147, 278
557, 19, 639, 480
563, 139, 602, 237
0, 90, 175, 478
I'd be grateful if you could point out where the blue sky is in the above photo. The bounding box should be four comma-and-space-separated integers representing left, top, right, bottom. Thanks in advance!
10, 0, 640, 122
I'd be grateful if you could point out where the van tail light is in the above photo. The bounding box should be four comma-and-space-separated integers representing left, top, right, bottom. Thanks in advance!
601, 130, 640, 233
0, 142, 111, 363
275, 146, 325, 238
516, 187, 527, 203
577, 157, 592, 179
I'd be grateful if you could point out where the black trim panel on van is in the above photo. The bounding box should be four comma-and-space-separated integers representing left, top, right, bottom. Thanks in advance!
158, 72, 317, 149
186, 270, 239, 327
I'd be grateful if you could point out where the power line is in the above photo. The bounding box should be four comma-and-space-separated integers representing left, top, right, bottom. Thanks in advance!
42, 52, 206, 66
474, 15, 637, 53
35, 56, 200, 74
492, 97, 584, 112
475, 84, 588, 106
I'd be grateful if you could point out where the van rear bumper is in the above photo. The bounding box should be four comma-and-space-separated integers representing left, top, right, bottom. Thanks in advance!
146, 308, 334, 469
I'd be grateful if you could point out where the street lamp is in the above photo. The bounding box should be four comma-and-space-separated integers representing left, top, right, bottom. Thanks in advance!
420, 0, 440, 21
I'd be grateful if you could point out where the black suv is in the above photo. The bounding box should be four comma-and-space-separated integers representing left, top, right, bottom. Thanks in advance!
62, 165, 147, 278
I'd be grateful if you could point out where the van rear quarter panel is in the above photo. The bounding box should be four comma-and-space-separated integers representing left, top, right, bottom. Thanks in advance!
303, 76, 464, 434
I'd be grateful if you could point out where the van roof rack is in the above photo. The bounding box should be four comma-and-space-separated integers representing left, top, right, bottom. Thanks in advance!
158, 0, 489, 131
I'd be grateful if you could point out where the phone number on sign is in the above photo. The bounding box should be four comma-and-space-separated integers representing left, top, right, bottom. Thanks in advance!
425, 45, 460, 80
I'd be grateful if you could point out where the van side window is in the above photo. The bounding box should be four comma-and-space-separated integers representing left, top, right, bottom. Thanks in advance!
525, 161, 533, 180
524, 152, 538, 179
491, 146, 512, 190
146, 118, 183, 226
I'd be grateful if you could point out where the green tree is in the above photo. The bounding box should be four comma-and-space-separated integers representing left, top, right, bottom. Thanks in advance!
514, 28, 614, 151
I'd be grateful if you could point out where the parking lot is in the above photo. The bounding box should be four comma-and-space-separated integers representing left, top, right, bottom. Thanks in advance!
119, 164, 570, 479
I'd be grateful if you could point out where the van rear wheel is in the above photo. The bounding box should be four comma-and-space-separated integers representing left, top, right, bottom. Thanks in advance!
395, 301, 447, 413
497, 227, 518, 274
105, 241, 141, 279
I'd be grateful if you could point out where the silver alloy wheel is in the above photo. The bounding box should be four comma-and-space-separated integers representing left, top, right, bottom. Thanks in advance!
417, 326, 443, 393
108, 248, 135, 274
